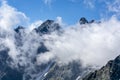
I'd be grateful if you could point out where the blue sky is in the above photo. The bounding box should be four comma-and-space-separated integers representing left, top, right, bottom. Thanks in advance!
5, 0, 118, 24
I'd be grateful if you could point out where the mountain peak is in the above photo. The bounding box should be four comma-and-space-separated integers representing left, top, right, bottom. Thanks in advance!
79, 17, 95, 24
35, 19, 61, 34
43, 19, 54, 24
79, 17, 88, 24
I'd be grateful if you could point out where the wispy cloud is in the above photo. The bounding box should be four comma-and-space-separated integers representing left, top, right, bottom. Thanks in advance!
0, 0, 28, 29
83, 0, 95, 8
28, 20, 43, 32
107, 0, 120, 14
70, 0, 95, 8
43, 0, 52, 5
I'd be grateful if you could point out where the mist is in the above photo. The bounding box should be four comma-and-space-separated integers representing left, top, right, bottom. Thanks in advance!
42, 17, 120, 67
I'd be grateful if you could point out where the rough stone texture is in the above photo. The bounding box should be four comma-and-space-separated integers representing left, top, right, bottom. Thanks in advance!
44, 61, 86, 80
82, 55, 120, 80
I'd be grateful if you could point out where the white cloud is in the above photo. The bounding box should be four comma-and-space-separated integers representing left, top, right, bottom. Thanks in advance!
41, 16, 120, 67
36, 52, 54, 65
83, 0, 95, 8
0, 0, 39, 67
55, 16, 65, 26
0, 0, 29, 62
0, 0, 28, 30
56, 16, 62, 24
28, 20, 43, 32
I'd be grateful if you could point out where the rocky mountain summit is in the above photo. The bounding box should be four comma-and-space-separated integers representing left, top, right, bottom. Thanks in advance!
35, 20, 61, 34
79, 17, 95, 24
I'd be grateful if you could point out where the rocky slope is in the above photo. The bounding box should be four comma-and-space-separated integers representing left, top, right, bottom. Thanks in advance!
82, 55, 120, 80
43, 61, 91, 80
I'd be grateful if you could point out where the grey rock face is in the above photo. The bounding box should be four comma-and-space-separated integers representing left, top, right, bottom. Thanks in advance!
82, 55, 120, 80
44, 61, 89, 80
0, 49, 23, 80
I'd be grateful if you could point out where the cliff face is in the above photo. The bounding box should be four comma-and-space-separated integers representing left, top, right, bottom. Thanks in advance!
82, 55, 120, 80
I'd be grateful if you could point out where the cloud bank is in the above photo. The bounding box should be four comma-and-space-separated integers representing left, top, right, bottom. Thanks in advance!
42, 17, 120, 67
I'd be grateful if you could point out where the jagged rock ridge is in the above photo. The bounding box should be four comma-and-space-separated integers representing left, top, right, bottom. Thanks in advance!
82, 55, 120, 80
35, 20, 61, 34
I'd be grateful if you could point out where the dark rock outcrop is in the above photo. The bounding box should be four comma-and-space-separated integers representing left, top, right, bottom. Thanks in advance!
79, 17, 88, 24
0, 49, 23, 80
79, 17, 95, 24
35, 20, 61, 34
14, 26, 25, 33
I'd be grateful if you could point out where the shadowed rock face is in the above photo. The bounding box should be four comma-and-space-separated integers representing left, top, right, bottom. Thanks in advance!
0, 49, 23, 80
43, 61, 89, 80
35, 20, 61, 34
14, 26, 25, 33
82, 55, 120, 80
79, 17, 88, 24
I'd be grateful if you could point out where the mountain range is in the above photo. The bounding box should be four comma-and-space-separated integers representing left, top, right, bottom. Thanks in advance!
0, 17, 120, 80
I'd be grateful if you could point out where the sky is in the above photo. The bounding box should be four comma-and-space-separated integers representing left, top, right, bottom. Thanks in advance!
4, 0, 118, 25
